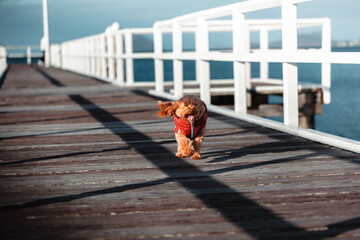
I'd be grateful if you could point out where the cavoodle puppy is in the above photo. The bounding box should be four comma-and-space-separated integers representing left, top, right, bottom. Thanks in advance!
158, 95, 207, 160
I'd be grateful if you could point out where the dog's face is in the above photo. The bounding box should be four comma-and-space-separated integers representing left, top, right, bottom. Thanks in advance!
158, 95, 207, 123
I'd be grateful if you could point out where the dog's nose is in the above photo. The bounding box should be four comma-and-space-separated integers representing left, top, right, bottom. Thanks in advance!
190, 109, 195, 114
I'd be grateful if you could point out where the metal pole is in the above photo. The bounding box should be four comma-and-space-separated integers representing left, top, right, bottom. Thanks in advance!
42, 0, 50, 67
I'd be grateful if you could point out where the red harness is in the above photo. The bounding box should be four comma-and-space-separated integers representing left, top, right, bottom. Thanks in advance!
174, 114, 207, 139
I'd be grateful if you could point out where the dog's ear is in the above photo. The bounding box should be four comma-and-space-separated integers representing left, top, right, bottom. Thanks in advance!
165, 102, 178, 116
158, 101, 175, 118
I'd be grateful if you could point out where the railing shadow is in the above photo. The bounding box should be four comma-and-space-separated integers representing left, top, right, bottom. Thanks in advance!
34, 66, 65, 87
203, 141, 315, 163
0, 146, 130, 167
0, 126, 106, 141
0, 178, 170, 211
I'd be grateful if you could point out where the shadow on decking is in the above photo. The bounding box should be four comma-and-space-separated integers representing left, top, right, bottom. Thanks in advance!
0, 146, 130, 166
2, 68, 359, 239
34, 67, 65, 87
2, 91, 359, 239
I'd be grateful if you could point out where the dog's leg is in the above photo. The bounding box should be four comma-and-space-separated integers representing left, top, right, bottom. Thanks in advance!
191, 128, 205, 160
175, 132, 194, 158
191, 136, 203, 159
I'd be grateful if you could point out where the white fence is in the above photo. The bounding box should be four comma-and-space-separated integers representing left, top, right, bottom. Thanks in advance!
5, 45, 43, 65
0, 45, 7, 78
57, 23, 154, 87
49, 0, 360, 153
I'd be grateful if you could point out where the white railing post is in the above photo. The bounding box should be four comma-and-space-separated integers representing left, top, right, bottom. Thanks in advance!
90, 38, 95, 76
154, 23, 164, 92
107, 34, 115, 81
73, 43, 76, 71
96, 37, 100, 77
244, 24, 251, 97
282, 0, 299, 127
100, 35, 107, 79
322, 19, 331, 104
66, 44, 70, 70
5, 46, 8, 70
96, 37, 101, 77
83, 39, 88, 74
86, 38, 93, 76
60, 44, 65, 69
115, 32, 125, 86
81, 41, 84, 72
42, 0, 51, 67
173, 21, 183, 98
195, 26, 201, 85
49, 45, 53, 66
57, 44, 62, 68
125, 30, 134, 86
196, 17, 211, 105
85, 40, 89, 74
71, 42, 74, 71
232, 8, 247, 114
72, 42, 77, 71
74, 41, 78, 71
0, 46, 7, 78
26, 46, 31, 65
80, 41, 84, 73
260, 29, 269, 81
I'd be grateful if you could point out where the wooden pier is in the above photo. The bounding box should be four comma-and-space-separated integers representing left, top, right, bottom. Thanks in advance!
1, 65, 360, 239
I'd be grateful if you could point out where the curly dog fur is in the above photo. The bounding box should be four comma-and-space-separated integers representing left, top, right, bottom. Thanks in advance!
157, 95, 207, 160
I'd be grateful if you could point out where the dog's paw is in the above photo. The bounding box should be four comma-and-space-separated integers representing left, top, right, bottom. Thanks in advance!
191, 153, 202, 160
176, 147, 194, 158
176, 152, 186, 158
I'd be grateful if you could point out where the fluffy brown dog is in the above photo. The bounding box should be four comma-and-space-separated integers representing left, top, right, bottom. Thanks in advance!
158, 95, 207, 160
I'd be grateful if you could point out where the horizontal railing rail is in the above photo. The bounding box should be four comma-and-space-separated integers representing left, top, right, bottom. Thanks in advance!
7, 53, 43, 59
6, 45, 41, 50
47, 0, 360, 153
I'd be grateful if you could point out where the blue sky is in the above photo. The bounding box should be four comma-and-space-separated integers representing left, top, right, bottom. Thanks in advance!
0, 0, 359, 46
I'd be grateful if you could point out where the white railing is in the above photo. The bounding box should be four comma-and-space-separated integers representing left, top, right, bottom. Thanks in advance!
49, 0, 360, 153
57, 22, 154, 87
0, 45, 8, 78
5, 45, 43, 65
50, 44, 61, 68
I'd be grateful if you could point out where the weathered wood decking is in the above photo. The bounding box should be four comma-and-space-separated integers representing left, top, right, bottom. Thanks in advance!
1, 65, 359, 239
